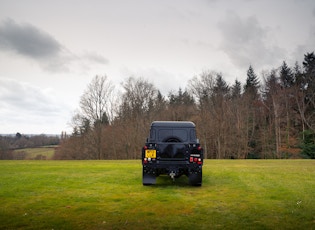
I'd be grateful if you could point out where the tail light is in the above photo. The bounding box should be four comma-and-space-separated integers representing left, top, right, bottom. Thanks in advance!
190, 156, 203, 165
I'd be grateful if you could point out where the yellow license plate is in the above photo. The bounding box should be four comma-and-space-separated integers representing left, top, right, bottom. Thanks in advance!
145, 149, 156, 158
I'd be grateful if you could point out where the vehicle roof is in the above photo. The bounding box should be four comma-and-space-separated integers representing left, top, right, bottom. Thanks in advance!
151, 121, 196, 128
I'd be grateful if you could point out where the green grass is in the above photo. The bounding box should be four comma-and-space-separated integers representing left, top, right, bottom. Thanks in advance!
13, 147, 55, 160
0, 160, 314, 229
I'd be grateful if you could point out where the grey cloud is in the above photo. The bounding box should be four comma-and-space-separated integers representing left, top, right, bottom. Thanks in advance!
0, 19, 62, 59
0, 19, 109, 73
218, 12, 285, 69
0, 19, 75, 72
83, 51, 109, 65
292, 25, 315, 64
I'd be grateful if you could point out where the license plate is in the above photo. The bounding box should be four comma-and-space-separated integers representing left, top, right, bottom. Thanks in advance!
145, 149, 156, 158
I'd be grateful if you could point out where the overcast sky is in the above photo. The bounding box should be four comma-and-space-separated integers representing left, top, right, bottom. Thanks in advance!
0, 0, 315, 134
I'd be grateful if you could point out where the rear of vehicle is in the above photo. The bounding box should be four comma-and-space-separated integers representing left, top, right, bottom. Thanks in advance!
142, 121, 203, 186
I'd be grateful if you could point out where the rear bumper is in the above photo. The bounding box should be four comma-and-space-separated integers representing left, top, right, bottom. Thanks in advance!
143, 160, 202, 176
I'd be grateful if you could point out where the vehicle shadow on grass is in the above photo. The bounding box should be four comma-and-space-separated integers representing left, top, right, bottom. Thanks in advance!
143, 172, 214, 189
148, 175, 201, 188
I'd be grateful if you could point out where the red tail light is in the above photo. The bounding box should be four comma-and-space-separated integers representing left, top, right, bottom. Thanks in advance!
197, 146, 202, 151
144, 146, 148, 150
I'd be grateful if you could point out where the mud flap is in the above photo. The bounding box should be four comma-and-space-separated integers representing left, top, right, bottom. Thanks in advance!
143, 172, 156, 185
189, 171, 202, 186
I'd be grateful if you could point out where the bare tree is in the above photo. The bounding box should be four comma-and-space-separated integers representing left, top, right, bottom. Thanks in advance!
262, 69, 283, 158
188, 71, 216, 158
80, 75, 115, 124
78, 75, 115, 159
118, 76, 159, 158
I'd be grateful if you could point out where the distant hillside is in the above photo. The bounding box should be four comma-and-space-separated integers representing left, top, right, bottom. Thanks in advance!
12, 147, 56, 160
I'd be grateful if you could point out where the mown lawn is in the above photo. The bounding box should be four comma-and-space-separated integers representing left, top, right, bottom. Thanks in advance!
0, 160, 314, 229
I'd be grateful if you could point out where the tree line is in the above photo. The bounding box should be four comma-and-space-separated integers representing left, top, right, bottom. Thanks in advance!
53, 51, 314, 159
2, 51, 312, 160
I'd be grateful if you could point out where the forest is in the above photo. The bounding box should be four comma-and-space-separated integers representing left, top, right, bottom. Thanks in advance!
1, 52, 314, 160
52, 52, 315, 160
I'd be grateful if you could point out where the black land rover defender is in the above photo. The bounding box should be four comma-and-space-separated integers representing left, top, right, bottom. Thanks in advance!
142, 121, 203, 186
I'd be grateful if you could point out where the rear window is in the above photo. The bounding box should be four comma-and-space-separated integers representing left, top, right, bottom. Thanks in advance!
158, 129, 188, 142
190, 129, 196, 140
150, 129, 156, 140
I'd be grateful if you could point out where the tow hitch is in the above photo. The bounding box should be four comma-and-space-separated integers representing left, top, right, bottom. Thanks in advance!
169, 171, 176, 181
169, 168, 179, 181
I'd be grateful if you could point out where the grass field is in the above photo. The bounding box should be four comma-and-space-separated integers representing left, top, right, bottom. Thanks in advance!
0, 160, 314, 229
13, 147, 55, 160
